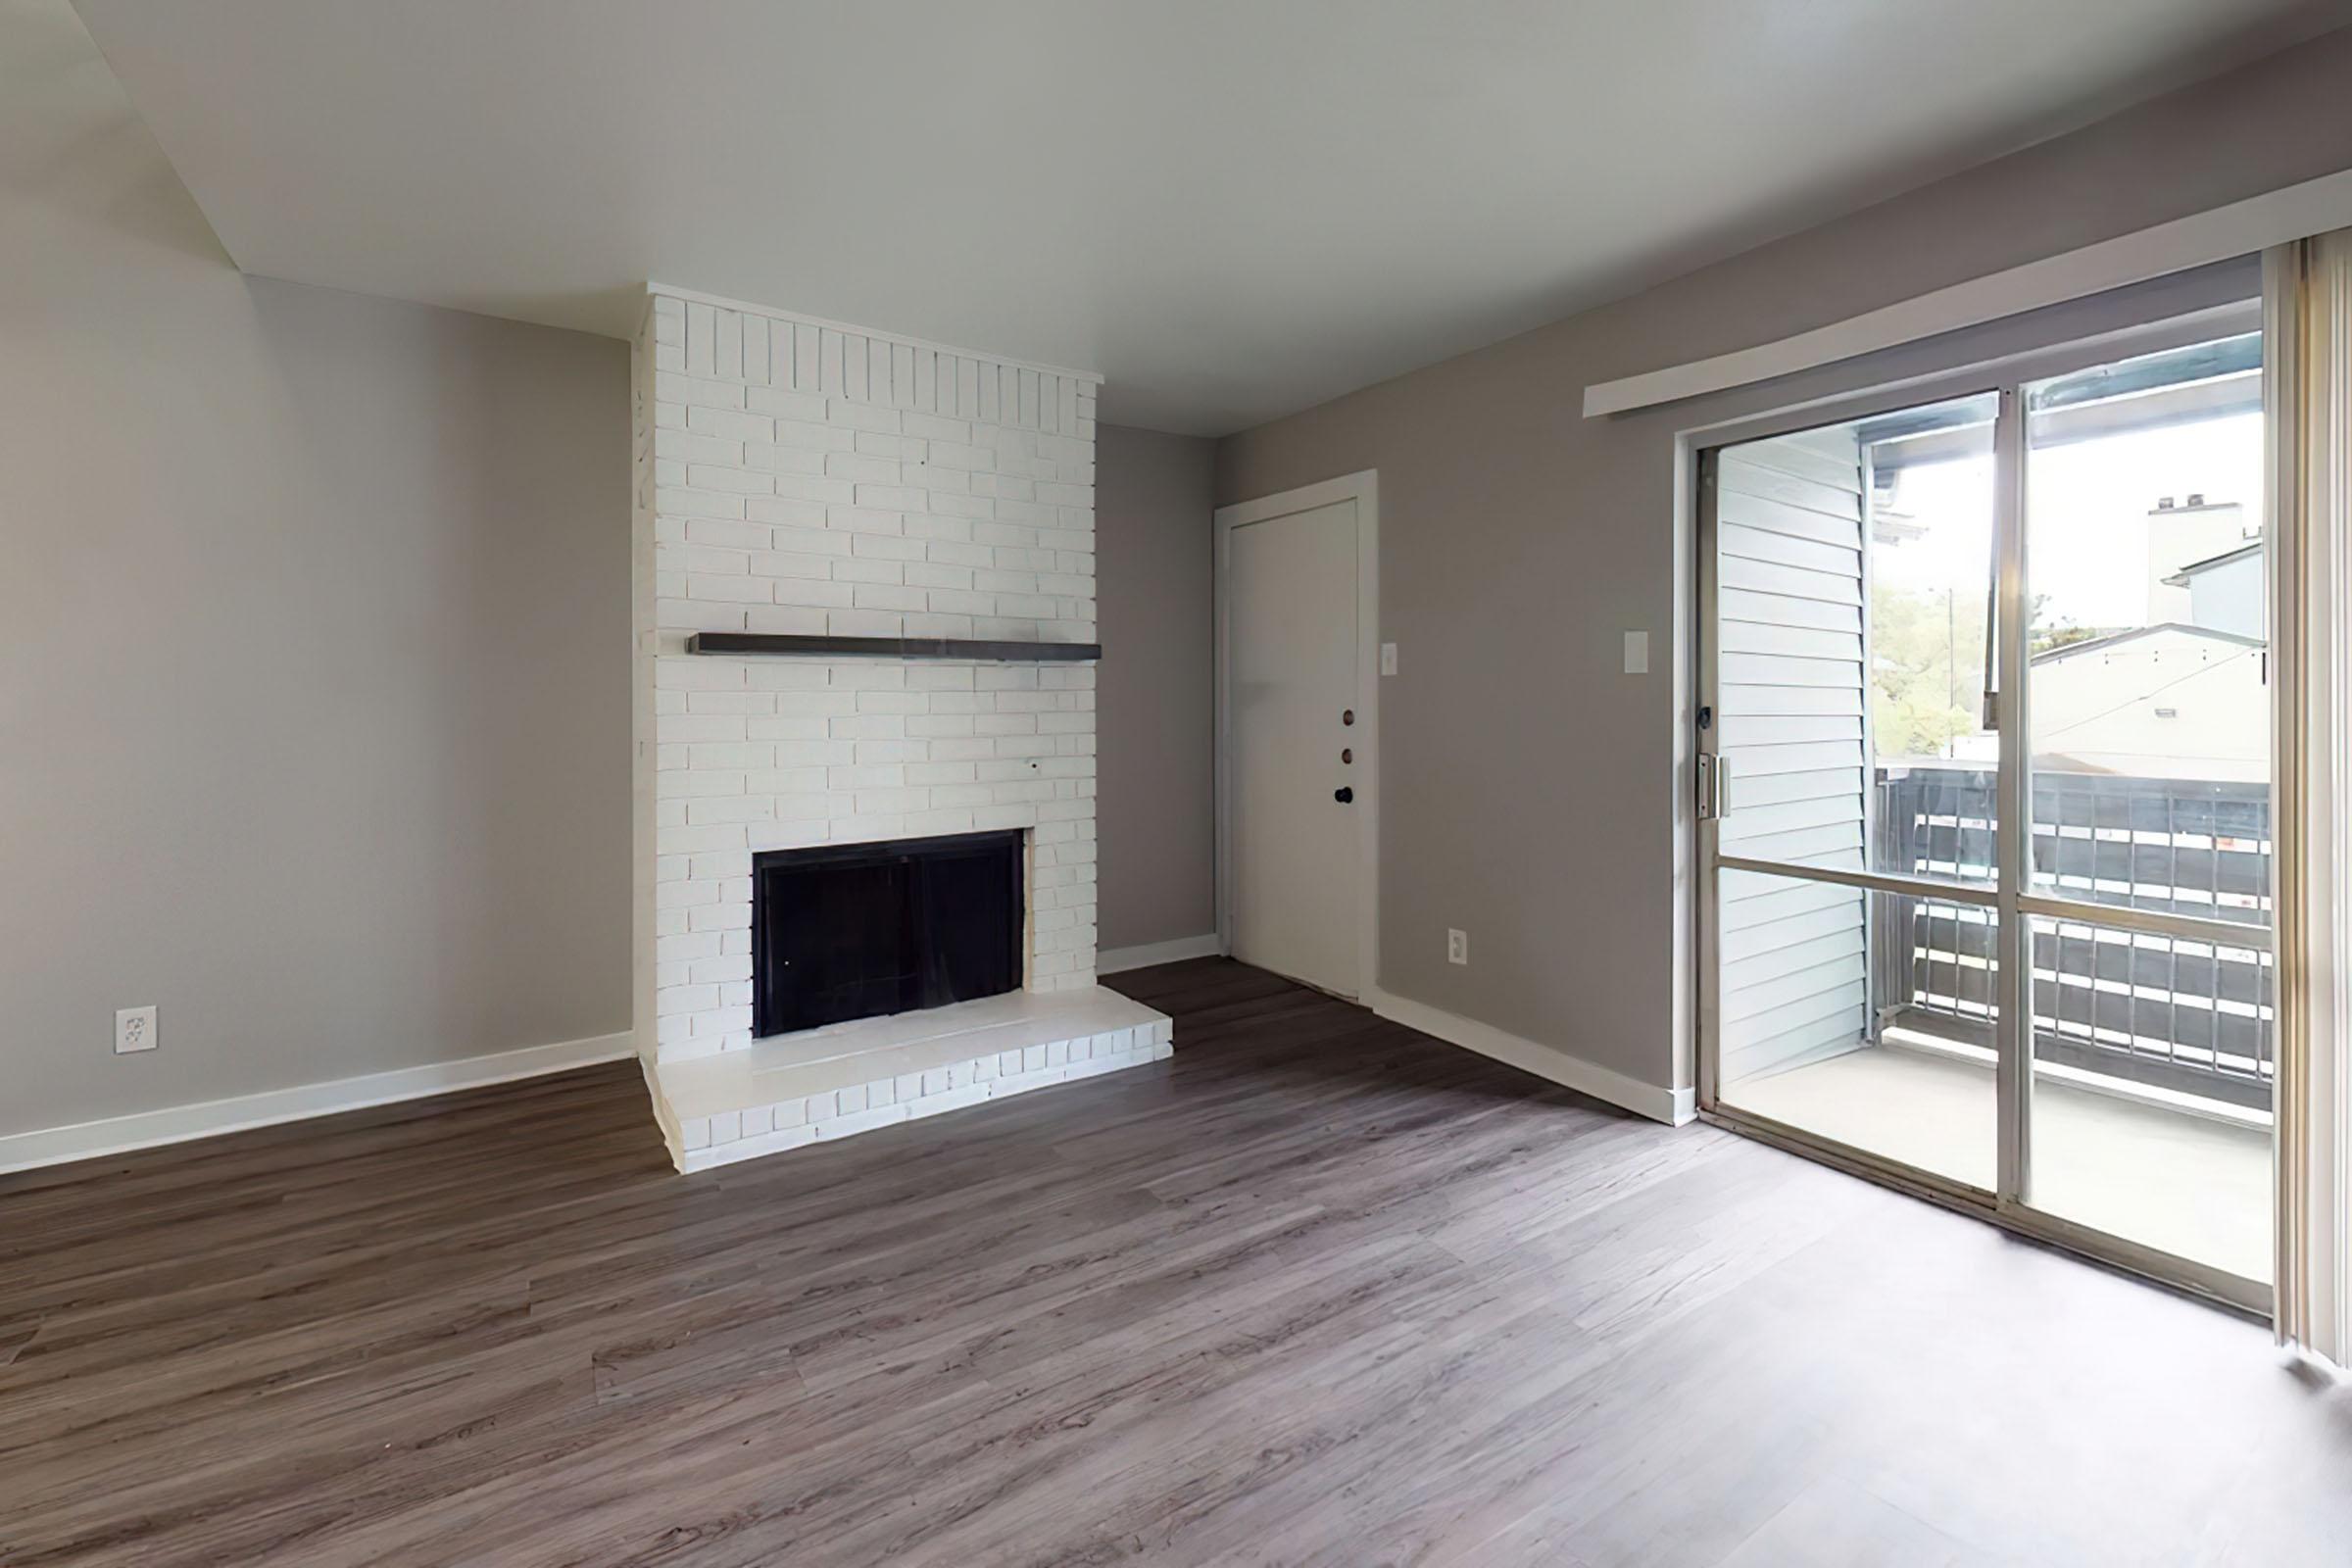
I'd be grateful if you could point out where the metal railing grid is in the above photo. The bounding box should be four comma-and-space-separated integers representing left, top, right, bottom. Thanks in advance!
1874, 763, 2275, 1109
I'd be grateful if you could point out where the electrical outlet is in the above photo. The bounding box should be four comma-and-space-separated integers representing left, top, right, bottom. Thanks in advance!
116, 1004, 158, 1054
1446, 929, 1468, 965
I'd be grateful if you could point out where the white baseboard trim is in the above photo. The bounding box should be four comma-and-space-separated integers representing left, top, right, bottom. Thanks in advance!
1367, 988, 1694, 1127
0, 1031, 639, 1176
1096, 933, 1223, 974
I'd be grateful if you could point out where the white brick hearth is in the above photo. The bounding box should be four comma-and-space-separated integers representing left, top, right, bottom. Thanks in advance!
653, 988, 1173, 1174
628, 286, 1171, 1171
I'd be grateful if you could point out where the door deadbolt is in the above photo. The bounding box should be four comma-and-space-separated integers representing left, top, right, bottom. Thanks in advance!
1341, 748, 1352, 763
1342, 709, 1354, 726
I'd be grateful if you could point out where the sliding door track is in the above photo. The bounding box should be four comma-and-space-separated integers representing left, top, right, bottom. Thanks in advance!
1699, 1102, 2272, 1322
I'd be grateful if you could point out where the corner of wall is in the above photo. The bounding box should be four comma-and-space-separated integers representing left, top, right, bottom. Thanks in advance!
630, 296, 661, 1067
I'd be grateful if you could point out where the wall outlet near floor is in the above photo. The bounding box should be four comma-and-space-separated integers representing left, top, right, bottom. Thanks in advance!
115, 1004, 158, 1054
1446, 929, 1469, 965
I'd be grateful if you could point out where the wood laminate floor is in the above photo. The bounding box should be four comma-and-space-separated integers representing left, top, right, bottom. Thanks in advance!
4, 959, 2348, 1566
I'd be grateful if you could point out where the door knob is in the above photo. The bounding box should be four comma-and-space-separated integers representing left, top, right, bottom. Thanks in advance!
1334, 787, 1354, 804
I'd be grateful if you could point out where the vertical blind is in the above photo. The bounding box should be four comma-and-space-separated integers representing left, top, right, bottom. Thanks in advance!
2272, 228, 2352, 1366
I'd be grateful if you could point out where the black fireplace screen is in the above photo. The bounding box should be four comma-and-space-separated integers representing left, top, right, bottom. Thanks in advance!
752, 830, 1024, 1038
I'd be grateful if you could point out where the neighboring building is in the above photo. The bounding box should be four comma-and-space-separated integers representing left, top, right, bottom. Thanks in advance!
2142, 496, 2253, 624
2165, 539, 2265, 639
2030, 494, 2267, 780
2031, 622, 2268, 779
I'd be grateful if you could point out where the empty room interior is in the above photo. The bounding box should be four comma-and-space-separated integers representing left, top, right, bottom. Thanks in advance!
16, 1, 2352, 1562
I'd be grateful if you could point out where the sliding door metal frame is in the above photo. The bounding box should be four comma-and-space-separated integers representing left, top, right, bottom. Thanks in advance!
1692, 292, 2278, 1316
1694, 451, 1724, 1113
1992, 383, 2032, 1212
1712, 855, 1997, 906
2012, 893, 2275, 951
1681, 298, 2260, 459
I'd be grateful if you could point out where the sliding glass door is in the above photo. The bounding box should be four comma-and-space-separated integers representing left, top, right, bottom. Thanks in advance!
2016, 333, 2274, 1284
1704, 391, 2002, 1191
1697, 306, 2275, 1306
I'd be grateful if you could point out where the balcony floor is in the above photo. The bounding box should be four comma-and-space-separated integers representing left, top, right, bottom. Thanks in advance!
1724, 1043, 2273, 1284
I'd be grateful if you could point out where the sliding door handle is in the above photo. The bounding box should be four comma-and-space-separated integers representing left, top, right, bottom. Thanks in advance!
1697, 754, 1731, 820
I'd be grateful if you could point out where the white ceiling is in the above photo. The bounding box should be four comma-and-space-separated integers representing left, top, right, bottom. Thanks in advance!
72, 0, 2352, 435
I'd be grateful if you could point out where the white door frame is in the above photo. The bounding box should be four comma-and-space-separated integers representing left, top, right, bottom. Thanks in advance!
1214, 470, 1381, 999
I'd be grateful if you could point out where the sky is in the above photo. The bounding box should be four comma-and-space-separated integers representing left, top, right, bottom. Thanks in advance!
1875, 409, 2265, 632
1744, 368, 2268, 770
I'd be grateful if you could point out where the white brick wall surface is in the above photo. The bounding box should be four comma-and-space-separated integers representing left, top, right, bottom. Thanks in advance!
634, 290, 1102, 1064
671, 1017, 1176, 1173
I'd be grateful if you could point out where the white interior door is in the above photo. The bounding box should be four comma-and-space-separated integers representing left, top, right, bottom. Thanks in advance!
1227, 498, 1362, 996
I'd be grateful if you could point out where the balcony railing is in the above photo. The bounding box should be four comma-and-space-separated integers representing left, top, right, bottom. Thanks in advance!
1872, 764, 2275, 1110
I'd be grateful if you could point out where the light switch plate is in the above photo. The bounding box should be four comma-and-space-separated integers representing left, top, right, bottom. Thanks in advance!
1380, 642, 1397, 676
1623, 630, 1649, 674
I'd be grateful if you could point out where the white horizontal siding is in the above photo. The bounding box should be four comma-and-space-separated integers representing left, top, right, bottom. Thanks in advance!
1727, 738, 1864, 779
1725, 434, 1861, 493
1722, 491, 1864, 549
1720, 765, 1866, 811
1721, 651, 1864, 688
1719, 899, 1871, 964
1718, 619, 1863, 662
1723, 975, 1868, 1052
1720, 869, 1861, 926
1718, 520, 1862, 578
1719, 553, 1863, 607
1719, 713, 1864, 748
1715, 428, 1873, 1088
1718, 452, 1864, 520
1718, 793, 1864, 844
1720, 586, 1861, 634
1721, 682, 1863, 717
1721, 929, 1868, 996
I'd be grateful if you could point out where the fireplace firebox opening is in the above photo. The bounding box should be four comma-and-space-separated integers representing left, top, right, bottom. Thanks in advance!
751, 829, 1025, 1038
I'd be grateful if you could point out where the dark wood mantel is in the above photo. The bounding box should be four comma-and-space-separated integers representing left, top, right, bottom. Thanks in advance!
684, 632, 1101, 662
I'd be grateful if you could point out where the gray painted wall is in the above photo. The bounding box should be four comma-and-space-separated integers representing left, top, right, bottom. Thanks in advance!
14, 0, 2348, 1138
2, 5, 630, 1137
1215, 28, 2352, 1097
1712, 426, 1872, 1087
1095, 424, 1216, 952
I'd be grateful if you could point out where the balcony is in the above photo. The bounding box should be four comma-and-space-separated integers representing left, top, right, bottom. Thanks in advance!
1721, 764, 2275, 1283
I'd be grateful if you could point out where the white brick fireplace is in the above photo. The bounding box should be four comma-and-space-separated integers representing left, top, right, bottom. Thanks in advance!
629, 288, 1171, 1172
